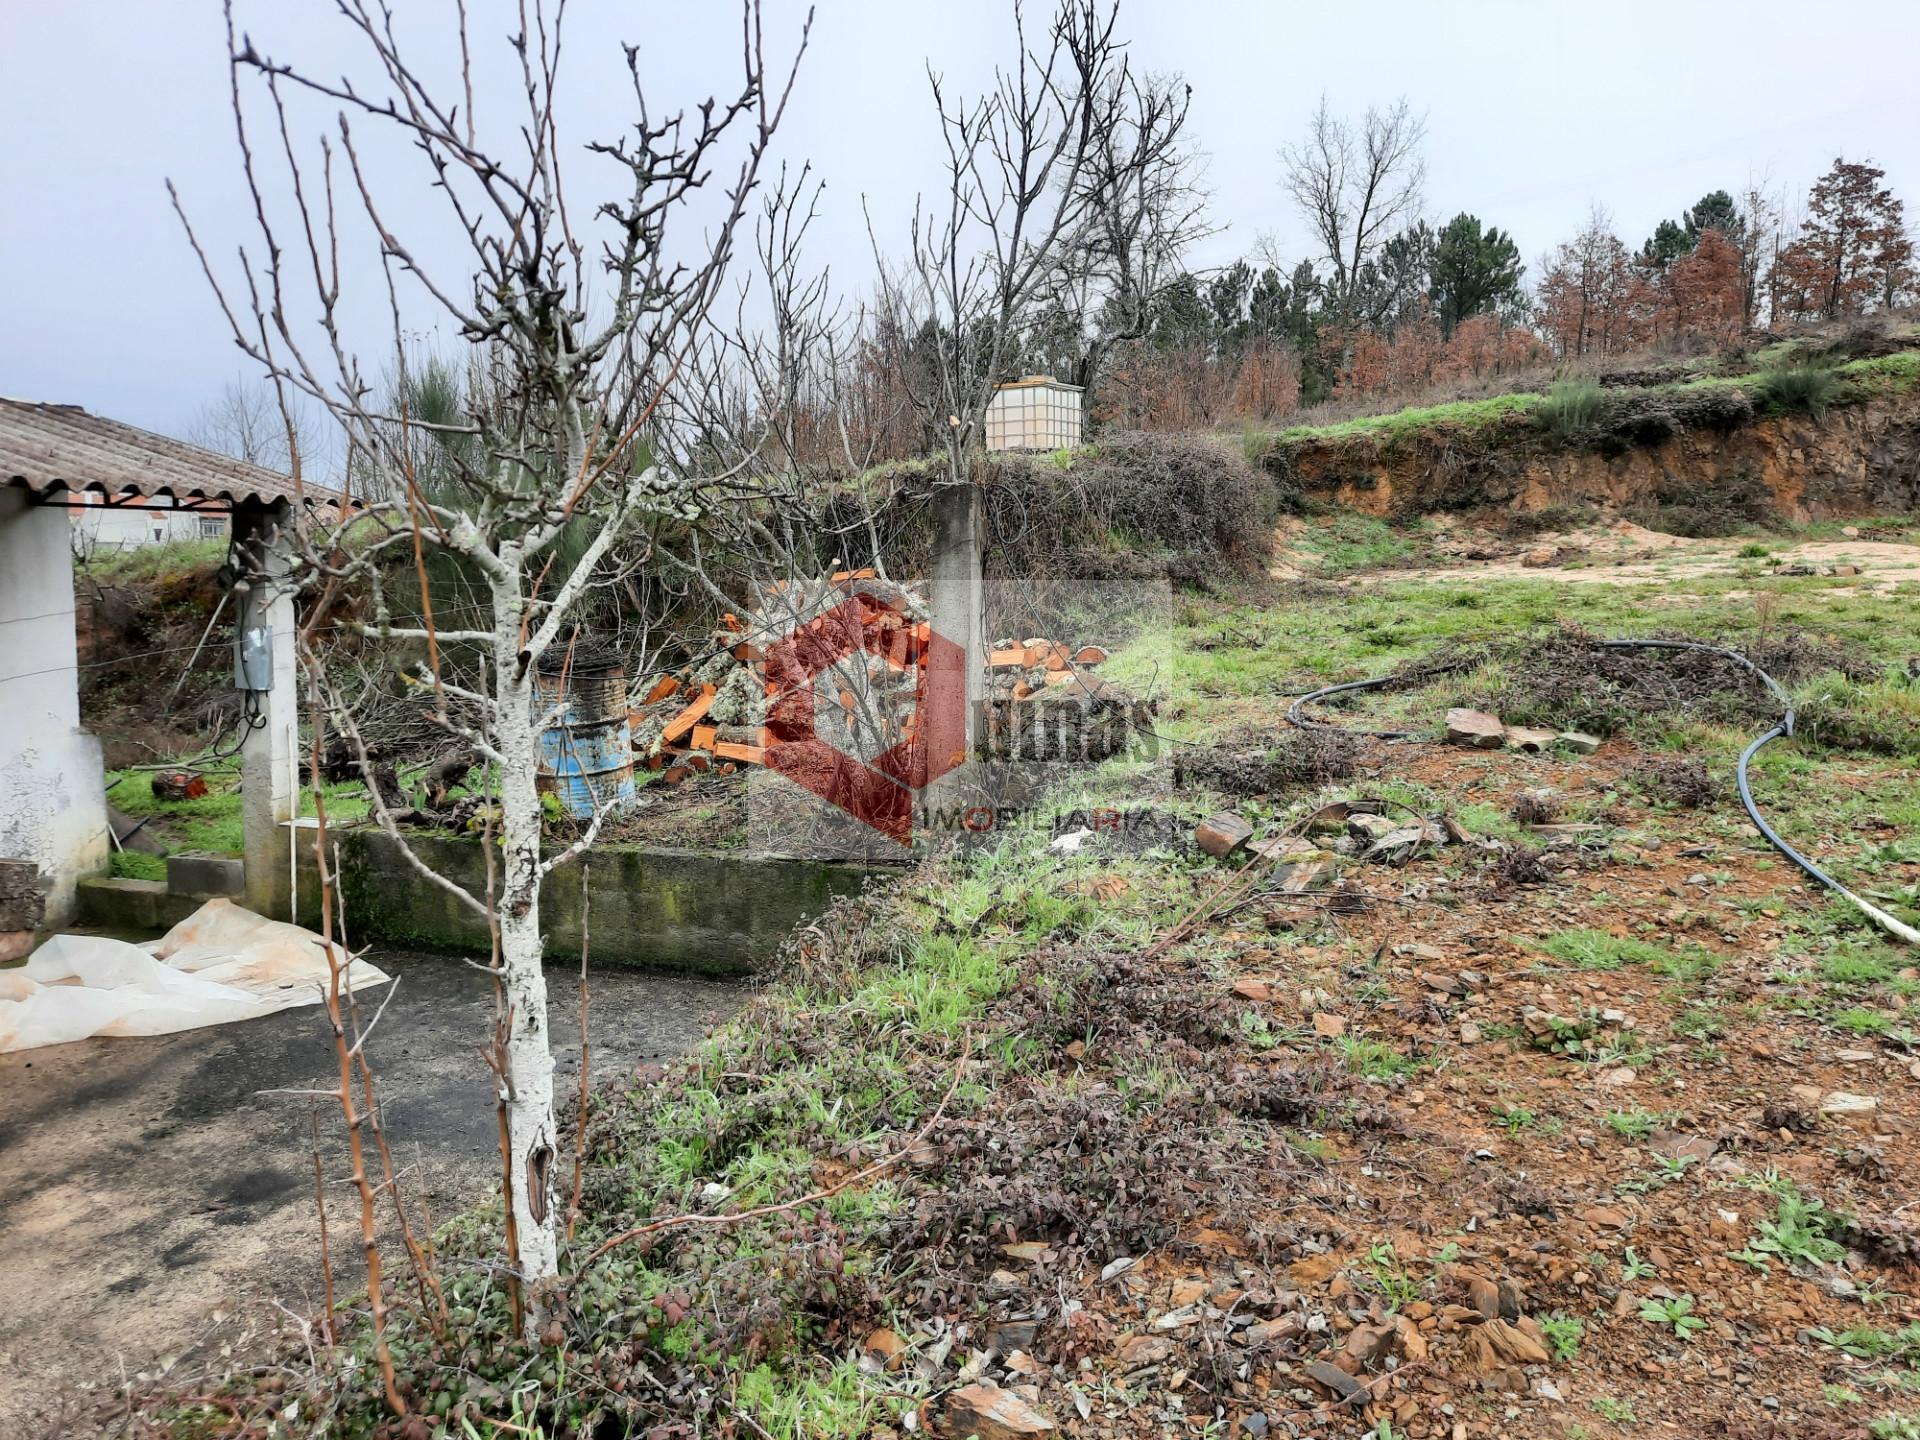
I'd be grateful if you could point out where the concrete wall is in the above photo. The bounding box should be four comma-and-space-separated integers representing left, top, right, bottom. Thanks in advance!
316, 831, 884, 974
78, 830, 886, 973
0, 487, 110, 924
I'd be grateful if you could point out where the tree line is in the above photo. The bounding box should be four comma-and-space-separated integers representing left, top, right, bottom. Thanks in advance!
190, 77, 1915, 468
811, 96, 1915, 449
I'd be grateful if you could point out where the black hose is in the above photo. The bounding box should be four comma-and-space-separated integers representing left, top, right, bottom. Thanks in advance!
1287, 635, 1918, 944
1286, 672, 1428, 739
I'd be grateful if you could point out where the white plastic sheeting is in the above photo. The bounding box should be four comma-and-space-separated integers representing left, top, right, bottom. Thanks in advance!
0, 899, 389, 1052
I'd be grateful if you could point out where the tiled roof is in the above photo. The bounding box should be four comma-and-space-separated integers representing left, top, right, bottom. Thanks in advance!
0, 397, 336, 507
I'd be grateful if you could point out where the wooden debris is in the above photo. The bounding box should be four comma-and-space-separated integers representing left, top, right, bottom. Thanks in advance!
945, 1381, 1055, 1438
660, 687, 716, 744
630, 588, 1116, 781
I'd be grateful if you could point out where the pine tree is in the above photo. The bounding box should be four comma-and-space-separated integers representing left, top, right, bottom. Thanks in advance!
1430, 213, 1525, 337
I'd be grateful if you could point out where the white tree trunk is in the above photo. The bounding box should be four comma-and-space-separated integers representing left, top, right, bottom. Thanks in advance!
493, 568, 559, 1317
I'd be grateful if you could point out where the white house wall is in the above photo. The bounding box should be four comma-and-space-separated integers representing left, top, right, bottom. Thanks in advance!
0, 487, 111, 925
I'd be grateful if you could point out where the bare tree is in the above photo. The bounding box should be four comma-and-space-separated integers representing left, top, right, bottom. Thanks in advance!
174, 0, 809, 1346
1279, 94, 1427, 330
189, 375, 321, 472
1733, 175, 1786, 329
872, 0, 1147, 487
1042, 71, 1211, 420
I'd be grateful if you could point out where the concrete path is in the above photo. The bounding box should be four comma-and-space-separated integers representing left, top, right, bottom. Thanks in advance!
0, 949, 741, 1432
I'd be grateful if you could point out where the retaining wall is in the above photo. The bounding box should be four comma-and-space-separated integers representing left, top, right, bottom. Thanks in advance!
79, 828, 887, 974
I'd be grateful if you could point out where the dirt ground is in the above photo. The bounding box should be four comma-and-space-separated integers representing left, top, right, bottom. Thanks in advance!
1412, 519, 1920, 589
977, 732, 1920, 1437
0, 950, 741, 1436
1271, 515, 1920, 592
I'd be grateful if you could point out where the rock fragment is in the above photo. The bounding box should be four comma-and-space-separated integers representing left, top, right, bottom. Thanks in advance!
1196, 813, 1254, 857
945, 1382, 1055, 1438
1445, 709, 1505, 749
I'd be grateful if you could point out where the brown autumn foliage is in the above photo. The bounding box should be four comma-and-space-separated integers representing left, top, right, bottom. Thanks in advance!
1661, 227, 1746, 347
1327, 304, 1544, 399
1535, 213, 1653, 358
1437, 312, 1549, 381
1770, 159, 1914, 321
1096, 338, 1301, 429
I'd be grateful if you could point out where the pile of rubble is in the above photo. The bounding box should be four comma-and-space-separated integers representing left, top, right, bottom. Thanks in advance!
627, 571, 1146, 785
984, 637, 1147, 763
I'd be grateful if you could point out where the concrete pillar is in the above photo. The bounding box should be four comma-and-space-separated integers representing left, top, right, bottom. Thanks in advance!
0, 486, 111, 927
923, 481, 986, 837
232, 499, 300, 920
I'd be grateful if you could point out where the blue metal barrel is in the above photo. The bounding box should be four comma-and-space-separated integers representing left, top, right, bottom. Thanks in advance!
535, 654, 635, 818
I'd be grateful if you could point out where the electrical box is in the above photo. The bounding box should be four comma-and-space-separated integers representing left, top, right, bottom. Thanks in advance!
236, 624, 274, 692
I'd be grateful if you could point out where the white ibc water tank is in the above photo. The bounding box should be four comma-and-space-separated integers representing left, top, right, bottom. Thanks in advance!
984, 375, 1083, 452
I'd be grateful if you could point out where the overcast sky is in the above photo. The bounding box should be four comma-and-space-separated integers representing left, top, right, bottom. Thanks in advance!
3, 0, 1916, 450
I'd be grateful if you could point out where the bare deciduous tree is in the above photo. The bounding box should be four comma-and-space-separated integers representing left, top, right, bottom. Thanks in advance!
174, 0, 809, 1349
873, 0, 1149, 486
1279, 94, 1427, 329
1041, 70, 1210, 419
189, 375, 321, 473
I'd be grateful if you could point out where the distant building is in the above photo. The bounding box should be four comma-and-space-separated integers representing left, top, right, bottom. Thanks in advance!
70, 490, 228, 551
984, 375, 1083, 452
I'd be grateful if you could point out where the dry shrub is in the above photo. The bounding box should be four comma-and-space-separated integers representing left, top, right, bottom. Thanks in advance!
1495, 845, 1554, 887
985, 430, 1279, 577
1509, 790, 1561, 826
1839, 1211, 1920, 1269
835, 432, 1280, 587
1630, 756, 1719, 809
1174, 730, 1362, 798
1411, 624, 1870, 737
1502, 503, 1598, 538
1743, 632, 1880, 686
1760, 1101, 1820, 1133
1623, 466, 1773, 538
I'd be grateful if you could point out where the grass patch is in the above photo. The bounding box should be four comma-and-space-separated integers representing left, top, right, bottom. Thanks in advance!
108, 850, 168, 882
1338, 1034, 1416, 1079
1540, 928, 1679, 971
1794, 673, 1920, 759
1754, 360, 1842, 419
78, 536, 227, 583
105, 765, 373, 857
1275, 391, 1537, 445
1296, 513, 1418, 575
1535, 377, 1604, 440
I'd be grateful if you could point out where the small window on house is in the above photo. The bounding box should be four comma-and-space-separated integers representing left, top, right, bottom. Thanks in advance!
198, 517, 226, 538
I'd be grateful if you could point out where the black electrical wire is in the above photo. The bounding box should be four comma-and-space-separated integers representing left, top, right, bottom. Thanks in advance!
1287, 636, 1918, 944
